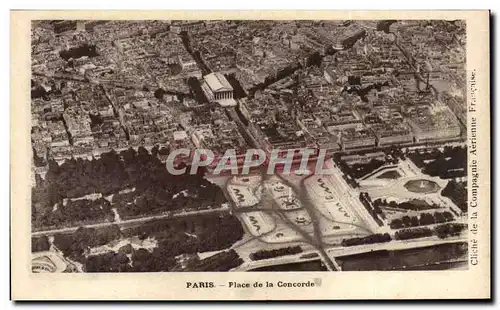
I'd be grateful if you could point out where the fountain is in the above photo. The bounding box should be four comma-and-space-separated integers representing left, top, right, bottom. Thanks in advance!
404, 179, 440, 194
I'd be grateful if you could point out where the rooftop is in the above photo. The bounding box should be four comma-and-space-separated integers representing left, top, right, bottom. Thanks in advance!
203, 72, 233, 93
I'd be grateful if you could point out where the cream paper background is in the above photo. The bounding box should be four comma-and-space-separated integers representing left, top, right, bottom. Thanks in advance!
11, 10, 490, 300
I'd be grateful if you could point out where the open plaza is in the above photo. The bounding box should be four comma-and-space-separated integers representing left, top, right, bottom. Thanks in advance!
224, 156, 466, 250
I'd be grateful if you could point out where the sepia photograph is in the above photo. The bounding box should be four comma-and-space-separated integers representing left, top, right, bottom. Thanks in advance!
11, 10, 490, 300
30, 18, 469, 273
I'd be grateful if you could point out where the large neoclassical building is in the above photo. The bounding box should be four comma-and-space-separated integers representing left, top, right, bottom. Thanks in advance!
201, 72, 236, 107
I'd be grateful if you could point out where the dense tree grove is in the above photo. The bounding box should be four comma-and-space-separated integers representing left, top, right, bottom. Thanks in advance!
127, 248, 174, 272
389, 211, 454, 229
34, 198, 114, 230
249, 246, 303, 261
441, 180, 467, 213
394, 223, 467, 240
52, 213, 245, 272
394, 227, 433, 240
341, 233, 391, 247
85, 251, 131, 272
31, 236, 50, 252
53, 225, 122, 262
408, 146, 467, 179
373, 198, 438, 212
434, 223, 467, 239
140, 214, 244, 259
86, 248, 244, 273
32, 147, 227, 229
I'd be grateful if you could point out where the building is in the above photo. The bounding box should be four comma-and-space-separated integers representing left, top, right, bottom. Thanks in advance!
340, 126, 377, 150
407, 105, 461, 142
201, 72, 236, 107
341, 151, 386, 165
177, 54, 198, 71
170, 21, 205, 34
